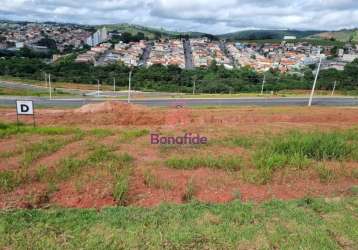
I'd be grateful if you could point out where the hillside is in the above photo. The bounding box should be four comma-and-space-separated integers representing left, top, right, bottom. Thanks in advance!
97, 23, 176, 39
96, 25, 327, 41
219, 29, 323, 41
309, 29, 358, 42
97, 23, 206, 39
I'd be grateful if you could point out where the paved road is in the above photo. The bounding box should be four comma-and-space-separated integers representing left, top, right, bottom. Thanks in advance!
140, 44, 152, 66
183, 39, 193, 69
0, 96, 357, 108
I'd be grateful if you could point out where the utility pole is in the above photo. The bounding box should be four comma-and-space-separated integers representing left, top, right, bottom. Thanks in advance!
97, 79, 100, 97
128, 70, 132, 104
44, 72, 47, 87
193, 79, 196, 95
48, 73, 52, 100
308, 57, 322, 107
261, 74, 266, 95
331, 80, 337, 96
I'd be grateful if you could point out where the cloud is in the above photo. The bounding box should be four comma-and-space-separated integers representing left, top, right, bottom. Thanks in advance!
0, 0, 357, 33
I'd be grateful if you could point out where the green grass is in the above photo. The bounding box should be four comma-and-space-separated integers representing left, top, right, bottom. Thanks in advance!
0, 124, 83, 160
252, 130, 358, 182
182, 177, 197, 202
166, 155, 243, 171
86, 145, 117, 165
0, 135, 83, 192
118, 129, 149, 143
20, 138, 70, 168
34, 165, 48, 182
0, 171, 16, 192
0, 197, 357, 249
0, 150, 20, 159
0, 86, 74, 97
113, 169, 131, 206
47, 145, 134, 205
315, 163, 336, 183
350, 186, 358, 195
352, 169, 358, 179
52, 145, 133, 182
0, 122, 83, 139
88, 128, 114, 139
143, 169, 173, 190
54, 158, 87, 181
218, 134, 254, 148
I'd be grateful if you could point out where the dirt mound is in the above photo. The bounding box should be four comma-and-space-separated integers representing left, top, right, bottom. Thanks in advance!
71, 101, 165, 125
74, 101, 142, 114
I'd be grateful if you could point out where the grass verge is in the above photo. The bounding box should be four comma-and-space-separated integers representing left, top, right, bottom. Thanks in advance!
0, 197, 357, 249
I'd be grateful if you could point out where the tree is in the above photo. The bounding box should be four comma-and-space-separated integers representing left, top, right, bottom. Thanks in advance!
37, 38, 57, 51
344, 59, 358, 81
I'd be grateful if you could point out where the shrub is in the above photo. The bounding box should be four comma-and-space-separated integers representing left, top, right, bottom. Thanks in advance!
55, 158, 86, 180
113, 170, 131, 205
315, 164, 336, 183
182, 177, 197, 202
0, 171, 16, 192
143, 169, 172, 190
35, 165, 48, 182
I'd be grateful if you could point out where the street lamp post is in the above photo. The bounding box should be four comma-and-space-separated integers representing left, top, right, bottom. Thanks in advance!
331, 80, 337, 96
48, 73, 52, 100
128, 70, 132, 103
193, 79, 196, 95
308, 57, 322, 107
97, 79, 100, 97
261, 74, 266, 95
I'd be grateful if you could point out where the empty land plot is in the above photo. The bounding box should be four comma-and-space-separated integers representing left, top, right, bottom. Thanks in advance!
1, 103, 358, 249
0, 104, 357, 209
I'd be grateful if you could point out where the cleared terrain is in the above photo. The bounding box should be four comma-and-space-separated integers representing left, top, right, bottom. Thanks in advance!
0, 102, 358, 248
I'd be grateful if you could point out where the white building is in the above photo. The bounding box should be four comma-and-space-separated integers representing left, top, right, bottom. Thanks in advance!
283, 36, 297, 40
85, 27, 108, 47
15, 42, 24, 49
342, 54, 358, 63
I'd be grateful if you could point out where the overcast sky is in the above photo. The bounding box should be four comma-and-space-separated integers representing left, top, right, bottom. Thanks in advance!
1, 0, 358, 34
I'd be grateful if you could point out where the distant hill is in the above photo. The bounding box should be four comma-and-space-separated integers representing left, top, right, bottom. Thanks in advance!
308, 29, 358, 42
97, 25, 327, 42
219, 30, 324, 41
97, 23, 206, 39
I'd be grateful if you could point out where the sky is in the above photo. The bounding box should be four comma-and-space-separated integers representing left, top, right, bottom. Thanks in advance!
0, 0, 358, 34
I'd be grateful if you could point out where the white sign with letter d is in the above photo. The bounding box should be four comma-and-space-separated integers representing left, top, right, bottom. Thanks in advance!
16, 100, 34, 115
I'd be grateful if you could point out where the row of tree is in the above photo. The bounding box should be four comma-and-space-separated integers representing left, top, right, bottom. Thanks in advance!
0, 55, 357, 93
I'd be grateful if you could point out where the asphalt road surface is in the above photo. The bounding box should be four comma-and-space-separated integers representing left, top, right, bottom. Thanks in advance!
183, 39, 193, 69
0, 96, 357, 108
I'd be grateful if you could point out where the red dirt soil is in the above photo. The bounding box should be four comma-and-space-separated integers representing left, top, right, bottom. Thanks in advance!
0, 101, 358, 128
129, 166, 358, 207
